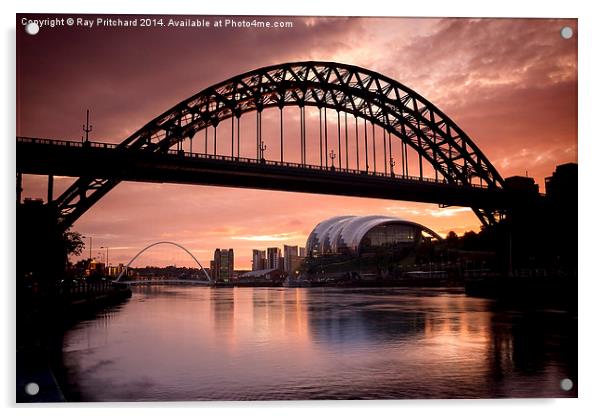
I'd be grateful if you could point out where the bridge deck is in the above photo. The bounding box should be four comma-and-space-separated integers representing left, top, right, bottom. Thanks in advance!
117, 279, 213, 285
16, 137, 528, 208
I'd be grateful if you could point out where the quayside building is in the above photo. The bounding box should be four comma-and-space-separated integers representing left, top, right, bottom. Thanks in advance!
306, 215, 440, 257
303, 215, 441, 279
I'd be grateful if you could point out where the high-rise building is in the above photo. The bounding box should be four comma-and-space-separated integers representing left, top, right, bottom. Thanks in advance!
252, 249, 266, 271
283, 245, 299, 273
266, 247, 281, 270
545, 163, 577, 202
212, 248, 234, 282
299, 247, 306, 258
289, 256, 303, 276
545, 163, 577, 271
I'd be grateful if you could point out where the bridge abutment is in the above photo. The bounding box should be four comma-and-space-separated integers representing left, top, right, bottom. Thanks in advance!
17, 200, 67, 284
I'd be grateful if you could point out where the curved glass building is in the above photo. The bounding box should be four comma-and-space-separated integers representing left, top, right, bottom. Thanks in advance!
306, 215, 441, 257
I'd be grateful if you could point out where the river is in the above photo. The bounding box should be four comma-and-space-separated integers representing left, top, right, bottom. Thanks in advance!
61, 286, 577, 401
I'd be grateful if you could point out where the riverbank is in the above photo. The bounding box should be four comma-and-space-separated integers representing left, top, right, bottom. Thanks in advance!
283, 276, 464, 288
16, 284, 132, 402
465, 275, 577, 304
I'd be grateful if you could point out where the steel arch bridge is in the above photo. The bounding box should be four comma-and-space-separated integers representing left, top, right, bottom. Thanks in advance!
43, 61, 507, 228
115, 241, 212, 283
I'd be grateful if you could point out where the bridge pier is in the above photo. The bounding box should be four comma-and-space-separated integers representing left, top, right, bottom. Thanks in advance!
16, 172, 22, 204
17, 199, 67, 284
47, 174, 54, 204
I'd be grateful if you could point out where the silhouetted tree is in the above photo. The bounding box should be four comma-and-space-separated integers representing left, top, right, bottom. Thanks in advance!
63, 230, 84, 258
446, 230, 458, 240
445, 231, 459, 249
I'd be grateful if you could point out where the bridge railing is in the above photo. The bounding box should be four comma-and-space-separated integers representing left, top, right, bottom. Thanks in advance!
18, 136, 491, 189
17, 136, 119, 149
162, 145, 489, 189
56, 278, 117, 298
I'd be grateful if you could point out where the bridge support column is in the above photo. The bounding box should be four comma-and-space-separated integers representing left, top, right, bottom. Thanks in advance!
383, 127, 387, 175
319, 107, 323, 167
213, 122, 217, 156
324, 108, 328, 166
237, 115, 240, 159
231, 114, 235, 158
300, 106, 306, 165
364, 118, 368, 172
345, 112, 349, 169
355, 117, 359, 169
404, 142, 407, 177
337, 111, 342, 169
47, 174, 54, 204
388, 131, 393, 176
16, 172, 22, 204
279, 106, 284, 163
417, 133, 424, 180
256, 110, 262, 160
372, 123, 376, 173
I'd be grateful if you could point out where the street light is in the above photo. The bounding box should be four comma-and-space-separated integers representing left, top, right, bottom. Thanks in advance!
100, 246, 109, 268
82, 235, 92, 262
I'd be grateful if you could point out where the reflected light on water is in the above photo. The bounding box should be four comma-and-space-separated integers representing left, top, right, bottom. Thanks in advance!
62, 286, 576, 401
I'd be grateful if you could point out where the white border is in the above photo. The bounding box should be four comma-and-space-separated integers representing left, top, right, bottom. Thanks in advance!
2, 1, 600, 415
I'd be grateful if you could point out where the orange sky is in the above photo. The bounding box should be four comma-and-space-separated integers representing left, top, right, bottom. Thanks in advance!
17, 16, 577, 269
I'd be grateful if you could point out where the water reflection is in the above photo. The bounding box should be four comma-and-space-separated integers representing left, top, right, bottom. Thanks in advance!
62, 286, 576, 401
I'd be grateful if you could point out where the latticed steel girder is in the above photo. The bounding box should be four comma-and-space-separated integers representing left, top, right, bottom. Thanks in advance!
55, 61, 505, 229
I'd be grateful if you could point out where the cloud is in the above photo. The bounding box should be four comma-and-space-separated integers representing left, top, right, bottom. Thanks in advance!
385, 206, 427, 216
426, 207, 473, 218
386, 206, 474, 218
231, 232, 305, 242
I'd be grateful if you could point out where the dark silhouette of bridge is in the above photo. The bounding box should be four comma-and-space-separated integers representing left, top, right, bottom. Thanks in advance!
16, 61, 540, 230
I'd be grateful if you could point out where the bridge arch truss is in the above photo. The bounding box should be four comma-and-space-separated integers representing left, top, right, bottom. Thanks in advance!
55, 61, 505, 228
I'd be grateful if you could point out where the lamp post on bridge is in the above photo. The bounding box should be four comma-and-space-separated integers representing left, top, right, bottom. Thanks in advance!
329, 149, 336, 171
82, 109, 93, 145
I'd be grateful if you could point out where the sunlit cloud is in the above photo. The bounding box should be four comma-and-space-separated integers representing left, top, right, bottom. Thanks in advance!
427, 207, 473, 217
231, 232, 305, 242
385, 206, 427, 216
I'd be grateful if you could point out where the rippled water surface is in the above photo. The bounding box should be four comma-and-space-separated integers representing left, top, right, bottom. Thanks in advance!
62, 286, 577, 401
